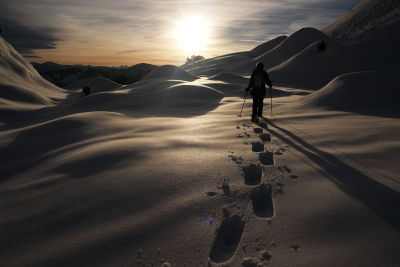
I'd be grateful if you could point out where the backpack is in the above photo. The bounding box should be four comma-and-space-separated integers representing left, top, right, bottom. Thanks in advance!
253, 72, 264, 88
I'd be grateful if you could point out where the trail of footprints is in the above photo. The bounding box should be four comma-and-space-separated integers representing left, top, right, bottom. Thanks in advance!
135, 122, 295, 266
208, 122, 290, 265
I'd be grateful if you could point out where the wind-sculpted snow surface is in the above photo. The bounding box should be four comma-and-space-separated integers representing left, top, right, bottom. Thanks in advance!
88, 77, 122, 93
0, 37, 65, 118
302, 71, 400, 111
182, 52, 252, 76
186, 27, 343, 79
269, 40, 362, 90
182, 36, 286, 76
255, 28, 332, 69
1, 2, 400, 266
250, 35, 287, 56
323, 0, 400, 44
209, 72, 248, 84
142, 65, 198, 81
61, 78, 223, 117
323, 0, 400, 67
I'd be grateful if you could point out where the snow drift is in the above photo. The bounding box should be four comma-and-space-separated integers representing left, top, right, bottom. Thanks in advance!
0, 37, 65, 113
323, 0, 400, 44
249, 35, 287, 57
87, 77, 122, 93
182, 52, 252, 76
143, 65, 198, 81
323, 0, 400, 67
52, 64, 224, 116
182, 36, 287, 77
1, 1, 400, 266
269, 40, 362, 90
62, 78, 223, 116
209, 72, 247, 84
256, 28, 332, 69
302, 71, 400, 110
182, 28, 337, 78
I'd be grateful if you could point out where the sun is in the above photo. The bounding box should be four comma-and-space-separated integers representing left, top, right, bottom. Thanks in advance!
176, 17, 208, 51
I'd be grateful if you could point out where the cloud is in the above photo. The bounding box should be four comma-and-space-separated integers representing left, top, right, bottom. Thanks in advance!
0, 18, 60, 56
116, 50, 141, 55
217, 0, 364, 47
0, 4, 61, 56
0, 0, 364, 65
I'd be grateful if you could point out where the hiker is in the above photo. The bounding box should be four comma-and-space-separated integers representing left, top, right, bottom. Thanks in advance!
245, 62, 272, 122
318, 40, 326, 52
82, 86, 91, 96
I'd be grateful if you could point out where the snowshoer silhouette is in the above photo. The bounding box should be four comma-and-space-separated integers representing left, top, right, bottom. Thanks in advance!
245, 62, 272, 122
318, 40, 326, 52
82, 86, 91, 96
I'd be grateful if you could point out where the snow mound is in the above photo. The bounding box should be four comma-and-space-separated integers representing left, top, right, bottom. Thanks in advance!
88, 77, 122, 93
250, 35, 287, 56
160, 83, 224, 108
302, 71, 400, 110
210, 72, 247, 84
143, 65, 198, 81
255, 28, 332, 69
64, 77, 93, 90
0, 37, 65, 112
269, 40, 362, 90
181, 36, 286, 76
65, 79, 223, 116
182, 52, 252, 76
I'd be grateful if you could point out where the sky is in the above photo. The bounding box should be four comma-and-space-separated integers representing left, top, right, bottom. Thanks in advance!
0, 0, 364, 66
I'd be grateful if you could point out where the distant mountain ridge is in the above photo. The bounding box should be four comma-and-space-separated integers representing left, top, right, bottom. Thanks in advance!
31, 62, 157, 88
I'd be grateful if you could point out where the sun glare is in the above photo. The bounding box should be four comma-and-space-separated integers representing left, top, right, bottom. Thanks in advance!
176, 17, 208, 51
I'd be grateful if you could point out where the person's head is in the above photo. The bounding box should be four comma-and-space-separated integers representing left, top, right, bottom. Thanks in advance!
256, 62, 264, 70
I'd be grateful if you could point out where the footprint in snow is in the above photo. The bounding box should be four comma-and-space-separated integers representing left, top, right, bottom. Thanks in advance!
259, 133, 271, 142
209, 215, 246, 263
242, 164, 262, 185
250, 184, 274, 218
259, 152, 274, 165
252, 142, 264, 152
254, 128, 263, 133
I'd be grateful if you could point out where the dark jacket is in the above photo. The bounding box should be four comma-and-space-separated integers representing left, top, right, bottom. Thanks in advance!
247, 68, 272, 92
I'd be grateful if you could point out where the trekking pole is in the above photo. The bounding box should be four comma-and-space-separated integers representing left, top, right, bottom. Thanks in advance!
239, 90, 248, 117
270, 86, 273, 117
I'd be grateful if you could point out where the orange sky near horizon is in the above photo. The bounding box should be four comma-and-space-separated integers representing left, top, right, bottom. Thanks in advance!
1, 0, 364, 67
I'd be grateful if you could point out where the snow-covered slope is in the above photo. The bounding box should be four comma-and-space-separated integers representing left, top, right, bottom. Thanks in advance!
0, 37, 65, 116
87, 77, 122, 93
249, 35, 287, 57
143, 65, 198, 81
182, 51, 253, 76
182, 36, 287, 76
269, 40, 362, 90
301, 71, 400, 110
209, 72, 248, 84
323, 0, 400, 67
1, 8, 400, 267
256, 28, 332, 69
182, 28, 336, 79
